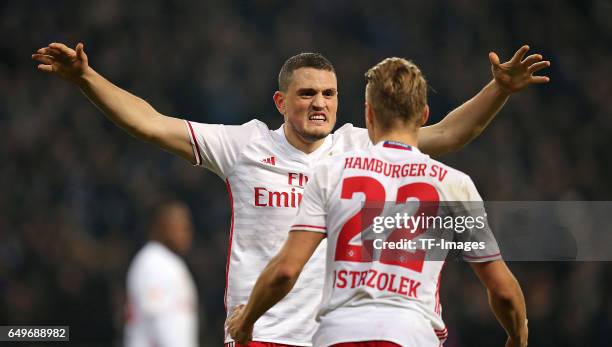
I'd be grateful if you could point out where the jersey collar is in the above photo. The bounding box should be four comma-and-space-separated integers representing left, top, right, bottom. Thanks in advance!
274, 124, 332, 160
377, 140, 421, 153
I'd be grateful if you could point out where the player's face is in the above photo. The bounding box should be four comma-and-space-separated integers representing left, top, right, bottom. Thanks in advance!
279, 68, 338, 142
165, 207, 194, 255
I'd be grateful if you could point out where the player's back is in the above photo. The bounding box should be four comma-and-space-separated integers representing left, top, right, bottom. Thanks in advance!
306, 141, 500, 346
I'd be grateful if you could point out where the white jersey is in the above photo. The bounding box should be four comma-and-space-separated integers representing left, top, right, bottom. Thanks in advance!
290, 141, 501, 347
125, 242, 198, 347
186, 119, 370, 345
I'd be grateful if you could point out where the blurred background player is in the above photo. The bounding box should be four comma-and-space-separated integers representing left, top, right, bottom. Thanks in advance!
228, 58, 527, 347
31, 41, 546, 346
125, 201, 199, 347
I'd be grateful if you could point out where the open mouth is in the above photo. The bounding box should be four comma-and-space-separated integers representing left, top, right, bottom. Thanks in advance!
308, 113, 327, 122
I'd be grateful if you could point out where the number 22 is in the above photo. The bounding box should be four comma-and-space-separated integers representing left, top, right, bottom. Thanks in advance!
334, 176, 439, 273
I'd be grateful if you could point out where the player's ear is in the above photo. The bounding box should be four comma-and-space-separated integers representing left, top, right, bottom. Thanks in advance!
365, 102, 374, 128
273, 91, 285, 115
365, 102, 376, 143
420, 105, 430, 127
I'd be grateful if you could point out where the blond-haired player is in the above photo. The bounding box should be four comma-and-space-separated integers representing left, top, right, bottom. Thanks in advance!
228, 58, 527, 347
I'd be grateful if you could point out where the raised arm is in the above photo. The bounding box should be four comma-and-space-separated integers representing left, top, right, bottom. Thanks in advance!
419, 45, 550, 156
226, 230, 325, 344
32, 42, 195, 163
471, 260, 528, 347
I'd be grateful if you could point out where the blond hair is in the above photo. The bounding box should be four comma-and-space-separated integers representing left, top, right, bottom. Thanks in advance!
365, 57, 427, 130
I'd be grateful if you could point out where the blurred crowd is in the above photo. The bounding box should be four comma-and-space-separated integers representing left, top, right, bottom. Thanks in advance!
1, 0, 611, 345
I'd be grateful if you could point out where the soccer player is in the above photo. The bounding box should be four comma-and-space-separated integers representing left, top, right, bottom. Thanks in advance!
32, 43, 546, 346
125, 201, 199, 347
227, 58, 527, 347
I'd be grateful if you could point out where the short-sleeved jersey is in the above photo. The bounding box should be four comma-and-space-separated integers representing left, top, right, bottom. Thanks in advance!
125, 242, 198, 347
290, 141, 501, 347
186, 120, 371, 345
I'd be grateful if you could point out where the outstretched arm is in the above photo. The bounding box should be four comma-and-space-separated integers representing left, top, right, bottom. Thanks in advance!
419, 45, 550, 156
471, 260, 528, 347
226, 231, 325, 344
32, 43, 195, 163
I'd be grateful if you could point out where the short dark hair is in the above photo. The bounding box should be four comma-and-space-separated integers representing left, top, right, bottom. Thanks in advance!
365, 57, 428, 130
278, 53, 335, 92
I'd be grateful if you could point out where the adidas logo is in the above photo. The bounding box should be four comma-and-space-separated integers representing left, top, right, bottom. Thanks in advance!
261, 156, 276, 166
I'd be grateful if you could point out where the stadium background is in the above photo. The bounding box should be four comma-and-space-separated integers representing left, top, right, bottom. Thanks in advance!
2, 0, 611, 345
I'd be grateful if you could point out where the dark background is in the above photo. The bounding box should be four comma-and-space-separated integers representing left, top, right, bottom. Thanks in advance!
1, 0, 611, 345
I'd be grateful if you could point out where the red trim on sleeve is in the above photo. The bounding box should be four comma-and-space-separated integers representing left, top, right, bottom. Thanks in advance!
463, 252, 501, 260
224, 178, 235, 311
291, 224, 326, 230
435, 328, 448, 339
186, 121, 203, 166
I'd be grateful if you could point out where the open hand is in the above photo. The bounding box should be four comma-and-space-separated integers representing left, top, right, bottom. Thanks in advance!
32, 42, 89, 82
489, 45, 550, 94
